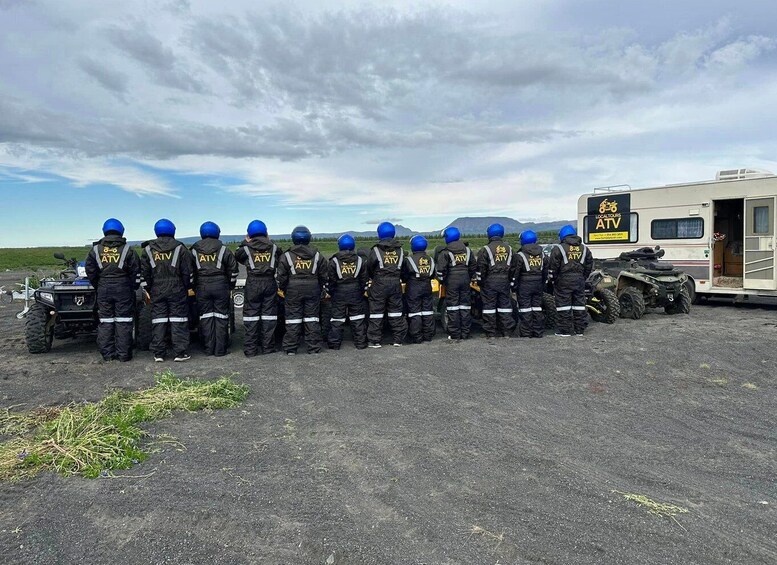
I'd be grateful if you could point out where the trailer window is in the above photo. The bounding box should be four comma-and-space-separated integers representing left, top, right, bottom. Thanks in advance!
753, 206, 769, 234
651, 218, 704, 239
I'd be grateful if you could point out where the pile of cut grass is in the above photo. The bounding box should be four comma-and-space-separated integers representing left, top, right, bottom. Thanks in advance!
0, 371, 248, 481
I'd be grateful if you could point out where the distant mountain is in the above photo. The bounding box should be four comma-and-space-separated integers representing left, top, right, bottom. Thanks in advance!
444, 216, 576, 235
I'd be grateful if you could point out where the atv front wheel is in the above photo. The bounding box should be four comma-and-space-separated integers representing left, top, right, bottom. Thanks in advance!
542, 293, 557, 329
25, 303, 53, 353
588, 288, 620, 323
665, 287, 691, 315
618, 286, 646, 319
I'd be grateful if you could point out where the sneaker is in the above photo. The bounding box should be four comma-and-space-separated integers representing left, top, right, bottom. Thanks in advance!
555, 332, 572, 337
174, 354, 191, 362
153, 356, 164, 363
286, 351, 296, 356
368, 343, 382, 349
392, 342, 402, 347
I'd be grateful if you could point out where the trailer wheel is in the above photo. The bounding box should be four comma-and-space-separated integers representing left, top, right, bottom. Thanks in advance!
618, 286, 645, 319
542, 293, 557, 329
25, 303, 53, 353
665, 286, 691, 315
589, 288, 620, 324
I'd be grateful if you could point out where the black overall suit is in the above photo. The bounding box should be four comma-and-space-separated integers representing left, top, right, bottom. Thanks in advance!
276, 245, 328, 354
514, 243, 548, 338
548, 235, 594, 335
140, 236, 195, 359
436, 241, 476, 340
235, 236, 282, 356
402, 251, 436, 343
85, 235, 141, 361
327, 250, 368, 349
365, 239, 407, 345
476, 237, 517, 337
191, 237, 238, 356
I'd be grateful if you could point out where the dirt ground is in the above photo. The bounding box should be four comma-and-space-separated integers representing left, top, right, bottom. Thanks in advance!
0, 274, 775, 564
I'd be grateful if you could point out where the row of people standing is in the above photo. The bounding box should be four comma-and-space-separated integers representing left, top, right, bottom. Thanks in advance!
85, 217, 593, 361
85, 218, 239, 362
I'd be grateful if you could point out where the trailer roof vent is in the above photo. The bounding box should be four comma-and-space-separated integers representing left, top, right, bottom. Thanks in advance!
716, 168, 774, 181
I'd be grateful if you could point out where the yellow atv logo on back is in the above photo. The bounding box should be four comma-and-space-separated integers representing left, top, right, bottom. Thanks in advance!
101, 246, 120, 263
253, 252, 272, 263
454, 253, 468, 264
418, 256, 431, 275
294, 257, 313, 270
495, 245, 509, 262
341, 262, 357, 275
568, 245, 583, 261
199, 253, 217, 263
528, 255, 543, 268
153, 251, 172, 262
383, 250, 399, 265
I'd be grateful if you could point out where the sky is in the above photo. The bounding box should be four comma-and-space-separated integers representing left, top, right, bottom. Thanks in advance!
1, 0, 776, 246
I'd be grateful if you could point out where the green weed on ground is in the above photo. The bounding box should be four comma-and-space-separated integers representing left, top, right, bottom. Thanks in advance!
0, 371, 248, 481
612, 490, 689, 528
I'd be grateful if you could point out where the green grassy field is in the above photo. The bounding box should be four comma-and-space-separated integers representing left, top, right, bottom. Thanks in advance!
0, 232, 557, 271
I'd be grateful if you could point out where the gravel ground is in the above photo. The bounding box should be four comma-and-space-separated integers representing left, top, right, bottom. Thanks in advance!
0, 280, 775, 565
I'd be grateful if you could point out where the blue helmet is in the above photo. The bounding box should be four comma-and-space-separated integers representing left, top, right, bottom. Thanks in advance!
520, 230, 538, 245
377, 221, 395, 240
410, 235, 428, 252
247, 219, 267, 238
444, 226, 460, 244
291, 225, 311, 245
154, 218, 176, 237
558, 225, 577, 241
200, 221, 220, 239
102, 218, 124, 236
338, 233, 355, 251
487, 223, 504, 239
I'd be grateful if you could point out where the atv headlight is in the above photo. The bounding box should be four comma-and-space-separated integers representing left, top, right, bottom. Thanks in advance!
38, 291, 54, 305
602, 276, 612, 284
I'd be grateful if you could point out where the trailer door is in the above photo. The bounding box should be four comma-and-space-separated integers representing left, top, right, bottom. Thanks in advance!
744, 197, 776, 290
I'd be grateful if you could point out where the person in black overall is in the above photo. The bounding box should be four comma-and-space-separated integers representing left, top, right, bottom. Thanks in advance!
365, 222, 407, 348
191, 221, 238, 356
140, 218, 195, 362
436, 227, 476, 341
548, 225, 594, 336
513, 230, 548, 338
476, 222, 517, 340
276, 226, 328, 355
85, 218, 141, 362
402, 235, 436, 344
327, 234, 368, 350
235, 220, 282, 356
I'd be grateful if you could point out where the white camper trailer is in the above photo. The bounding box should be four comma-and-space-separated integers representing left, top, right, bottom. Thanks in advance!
577, 169, 777, 301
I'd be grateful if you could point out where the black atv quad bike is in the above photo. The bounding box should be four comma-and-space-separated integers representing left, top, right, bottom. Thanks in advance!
594, 246, 691, 319
25, 253, 147, 353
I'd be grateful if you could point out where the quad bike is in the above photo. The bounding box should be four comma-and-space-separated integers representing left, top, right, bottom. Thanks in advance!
593, 246, 691, 319
25, 253, 147, 353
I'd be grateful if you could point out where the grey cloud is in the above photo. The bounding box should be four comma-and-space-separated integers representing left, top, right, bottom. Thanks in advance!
107, 23, 207, 93
78, 57, 129, 95
363, 218, 403, 224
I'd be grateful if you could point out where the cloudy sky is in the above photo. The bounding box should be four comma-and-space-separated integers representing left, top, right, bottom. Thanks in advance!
1, 0, 776, 246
